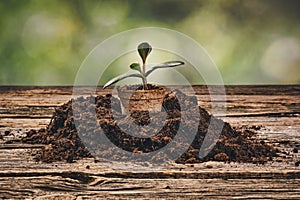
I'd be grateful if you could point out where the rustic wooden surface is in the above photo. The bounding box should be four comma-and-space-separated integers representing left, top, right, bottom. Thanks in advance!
0, 85, 299, 199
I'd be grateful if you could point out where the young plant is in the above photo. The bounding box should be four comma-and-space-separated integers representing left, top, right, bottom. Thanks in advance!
103, 42, 184, 90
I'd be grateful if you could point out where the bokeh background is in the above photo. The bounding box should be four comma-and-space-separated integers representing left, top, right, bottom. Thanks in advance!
0, 0, 300, 85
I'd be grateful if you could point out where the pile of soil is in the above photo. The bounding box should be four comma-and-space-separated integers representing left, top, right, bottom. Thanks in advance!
22, 85, 278, 164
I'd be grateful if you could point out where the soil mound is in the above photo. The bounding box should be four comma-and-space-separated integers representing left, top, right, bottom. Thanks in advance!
22, 87, 278, 164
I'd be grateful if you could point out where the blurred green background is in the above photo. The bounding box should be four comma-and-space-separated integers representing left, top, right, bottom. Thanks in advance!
0, 0, 300, 85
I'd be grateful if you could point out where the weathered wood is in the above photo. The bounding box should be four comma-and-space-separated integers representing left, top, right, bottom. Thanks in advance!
0, 85, 299, 199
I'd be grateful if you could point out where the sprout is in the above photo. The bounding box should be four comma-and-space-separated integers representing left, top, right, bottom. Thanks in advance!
103, 42, 185, 90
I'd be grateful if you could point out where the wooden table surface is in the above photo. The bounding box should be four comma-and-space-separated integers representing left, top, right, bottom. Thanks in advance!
0, 85, 299, 199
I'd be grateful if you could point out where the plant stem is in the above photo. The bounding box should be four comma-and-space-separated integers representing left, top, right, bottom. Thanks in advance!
142, 62, 148, 90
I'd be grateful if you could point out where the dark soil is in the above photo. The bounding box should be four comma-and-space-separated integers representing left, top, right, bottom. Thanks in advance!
121, 84, 162, 90
22, 85, 278, 164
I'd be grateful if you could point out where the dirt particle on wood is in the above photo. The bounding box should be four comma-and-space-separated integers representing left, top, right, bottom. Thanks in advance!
4, 130, 10, 136
165, 185, 171, 189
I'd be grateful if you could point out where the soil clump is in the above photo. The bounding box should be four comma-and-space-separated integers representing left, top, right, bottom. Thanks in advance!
22, 85, 278, 164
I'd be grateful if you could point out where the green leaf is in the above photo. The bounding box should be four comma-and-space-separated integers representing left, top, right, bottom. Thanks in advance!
129, 62, 141, 73
103, 72, 143, 89
145, 61, 185, 77
138, 42, 152, 63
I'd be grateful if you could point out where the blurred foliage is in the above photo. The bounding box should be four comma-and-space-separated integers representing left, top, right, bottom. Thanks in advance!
0, 0, 299, 85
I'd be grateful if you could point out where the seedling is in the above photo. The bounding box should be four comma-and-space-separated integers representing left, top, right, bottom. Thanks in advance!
103, 42, 184, 90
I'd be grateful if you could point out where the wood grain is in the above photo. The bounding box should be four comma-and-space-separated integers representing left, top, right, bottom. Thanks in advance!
0, 85, 299, 199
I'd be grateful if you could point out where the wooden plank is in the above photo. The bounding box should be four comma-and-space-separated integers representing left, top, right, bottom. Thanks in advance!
0, 85, 299, 199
